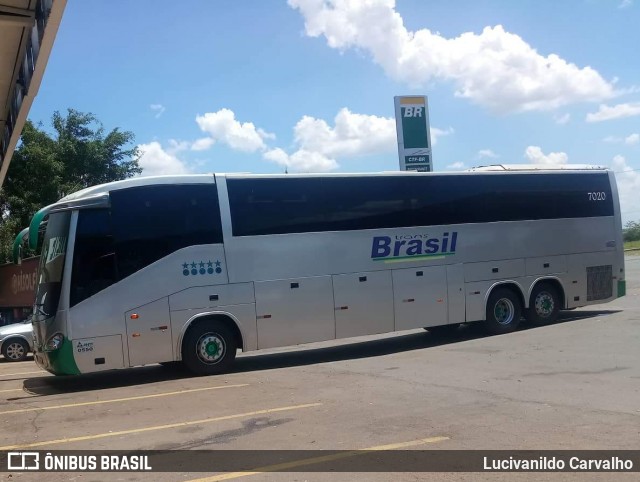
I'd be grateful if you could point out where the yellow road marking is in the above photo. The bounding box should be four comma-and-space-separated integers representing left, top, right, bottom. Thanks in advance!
0, 402, 322, 450
0, 383, 249, 415
189, 436, 450, 481
0, 370, 46, 378
0, 388, 23, 393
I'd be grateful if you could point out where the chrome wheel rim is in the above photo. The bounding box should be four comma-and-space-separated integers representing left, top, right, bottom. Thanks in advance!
5, 342, 26, 360
494, 298, 515, 325
535, 291, 554, 317
196, 333, 225, 364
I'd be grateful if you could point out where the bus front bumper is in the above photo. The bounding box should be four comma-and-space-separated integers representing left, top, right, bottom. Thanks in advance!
34, 337, 81, 376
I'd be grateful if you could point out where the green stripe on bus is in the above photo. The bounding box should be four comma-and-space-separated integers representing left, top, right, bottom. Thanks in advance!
11, 227, 29, 264
28, 204, 54, 250
47, 338, 81, 376
372, 253, 456, 263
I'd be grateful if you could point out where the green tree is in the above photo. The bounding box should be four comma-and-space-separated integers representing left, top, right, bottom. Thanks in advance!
623, 220, 640, 242
0, 109, 141, 262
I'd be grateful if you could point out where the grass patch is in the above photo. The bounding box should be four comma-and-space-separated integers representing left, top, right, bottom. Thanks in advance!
624, 240, 640, 250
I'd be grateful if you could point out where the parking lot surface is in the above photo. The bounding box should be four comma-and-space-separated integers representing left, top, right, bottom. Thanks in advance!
1, 256, 639, 481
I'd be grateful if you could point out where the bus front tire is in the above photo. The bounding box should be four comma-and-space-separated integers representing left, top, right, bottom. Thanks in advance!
525, 282, 561, 325
182, 321, 237, 375
484, 288, 522, 335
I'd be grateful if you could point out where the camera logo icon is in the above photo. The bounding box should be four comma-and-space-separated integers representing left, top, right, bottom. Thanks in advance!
7, 452, 39, 470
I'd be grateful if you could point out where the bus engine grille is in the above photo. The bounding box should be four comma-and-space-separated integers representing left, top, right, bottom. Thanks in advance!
586, 265, 613, 301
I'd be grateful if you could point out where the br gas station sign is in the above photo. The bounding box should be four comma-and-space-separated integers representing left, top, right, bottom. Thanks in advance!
394, 96, 432, 172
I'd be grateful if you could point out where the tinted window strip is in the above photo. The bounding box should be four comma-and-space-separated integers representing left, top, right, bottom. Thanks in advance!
227, 174, 614, 236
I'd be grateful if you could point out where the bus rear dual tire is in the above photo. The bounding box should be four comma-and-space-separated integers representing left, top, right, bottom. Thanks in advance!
525, 282, 561, 325
181, 321, 237, 375
484, 283, 561, 335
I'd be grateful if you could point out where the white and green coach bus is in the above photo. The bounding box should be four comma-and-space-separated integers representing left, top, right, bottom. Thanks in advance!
14, 166, 626, 376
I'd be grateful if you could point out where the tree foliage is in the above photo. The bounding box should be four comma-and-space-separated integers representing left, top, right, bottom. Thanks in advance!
0, 109, 141, 263
624, 220, 640, 242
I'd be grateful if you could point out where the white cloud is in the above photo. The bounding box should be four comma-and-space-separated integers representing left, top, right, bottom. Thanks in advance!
430, 127, 453, 146
150, 104, 165, 119
289, 0, 615, 113
137, 142, 190, 176
162, 137, 216, 153
145, 107, 451, 173
266, 107, 450, 172
195, 108, 274, 152
258, 128, 276, 141
446, 161, 466, 170
611, 155, 640, 222
477, 149, 498, 159
262, 147, 290, 167
264, 147, 338, 172
618, 0, 633, 9
167, 139, 190, 153
262, 108, 395, 172
524, 146, 568, 166
604, 133, 640, 145
586, 102, 640, 122
190, 137, 216, 151
293, 108, 397, 158
554, 113, 571, 125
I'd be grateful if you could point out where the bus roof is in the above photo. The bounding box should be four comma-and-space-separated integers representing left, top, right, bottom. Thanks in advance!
59, 174, 216, 202
58, 165, 610, 204
466, 164, 608, 171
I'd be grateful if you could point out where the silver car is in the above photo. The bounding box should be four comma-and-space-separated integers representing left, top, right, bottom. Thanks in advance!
0, 320, 34, 362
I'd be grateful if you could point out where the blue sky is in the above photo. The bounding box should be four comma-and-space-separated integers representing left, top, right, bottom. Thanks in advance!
29, 0, 640, 221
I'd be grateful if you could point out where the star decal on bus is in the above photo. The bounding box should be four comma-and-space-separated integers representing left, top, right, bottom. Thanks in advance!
182, 260, 223, 276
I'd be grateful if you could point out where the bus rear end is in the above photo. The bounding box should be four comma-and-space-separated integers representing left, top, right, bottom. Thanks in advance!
610, 170, 626, 299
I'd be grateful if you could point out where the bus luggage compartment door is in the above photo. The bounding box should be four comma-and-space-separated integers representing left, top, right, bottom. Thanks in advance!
254, 276, 335, 349
333, 271, 394, 338
125, 297, 173, 366
393, 266, 448, 330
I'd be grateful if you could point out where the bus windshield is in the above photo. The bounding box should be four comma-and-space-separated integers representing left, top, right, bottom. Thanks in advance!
34, 211, 70, 320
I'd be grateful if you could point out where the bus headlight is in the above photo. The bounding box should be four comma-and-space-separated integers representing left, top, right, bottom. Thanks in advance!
45, 333, 64, 351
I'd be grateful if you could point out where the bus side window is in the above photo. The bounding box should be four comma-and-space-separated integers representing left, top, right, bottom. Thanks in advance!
70, 209, 117, 307
110, 184, 223, 279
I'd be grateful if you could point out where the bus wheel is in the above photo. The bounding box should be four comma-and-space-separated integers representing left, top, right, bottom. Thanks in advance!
1, 338, 29, 362
525, 283, 560, 325
182, 321, 237, 375
426, 324, 460, 337
484, 288, 522, 335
